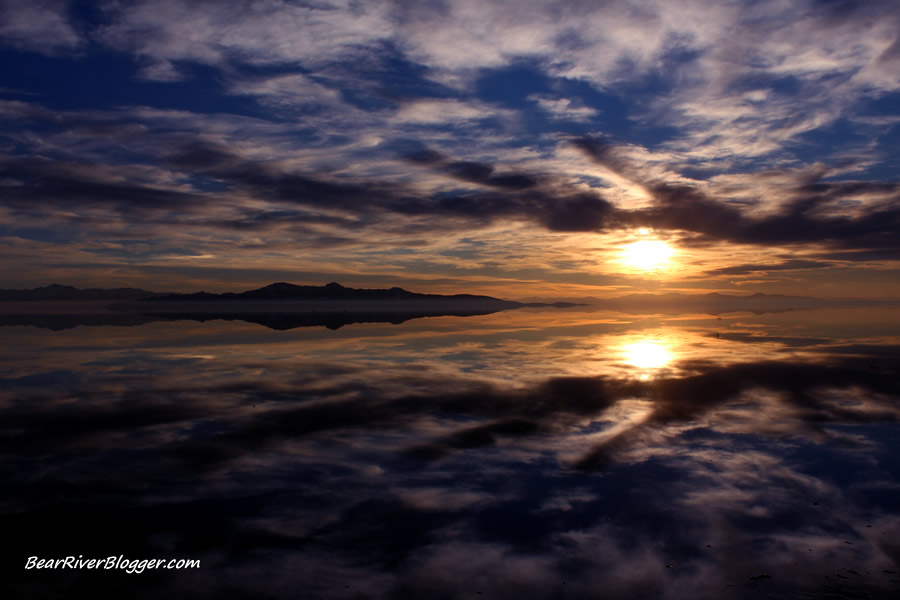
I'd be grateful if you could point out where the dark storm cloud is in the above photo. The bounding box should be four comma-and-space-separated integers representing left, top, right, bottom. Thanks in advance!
576, 138, 900, 254
640, 185, 900, 252
705, 332, 833, 347
210, 208, 362, 232
165, 140, 399, 214
444, 161, 540, 190
0, 156, 209, 220
126, 142, 900, 255
877, 35, 900, 65
166, 140, 245, 172
398, 146, 541, 189
812, 248, 900, 262
706, 259, 834, 276
3, 129, 898, 255
161, 137, 900, 252
164, 139, 616, 231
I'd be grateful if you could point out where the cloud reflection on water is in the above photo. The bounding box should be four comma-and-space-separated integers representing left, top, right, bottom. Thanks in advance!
1, 308, 899, 598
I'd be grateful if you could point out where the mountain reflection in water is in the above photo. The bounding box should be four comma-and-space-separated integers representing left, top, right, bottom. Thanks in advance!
2, 307, 899, 599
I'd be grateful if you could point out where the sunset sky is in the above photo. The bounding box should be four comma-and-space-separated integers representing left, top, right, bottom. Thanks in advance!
1, 0, 899, 299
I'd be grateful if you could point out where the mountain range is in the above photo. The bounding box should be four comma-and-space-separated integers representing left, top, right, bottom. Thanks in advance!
0, 282, 577, 330
2, 284, 894, 330
2, 283, 893, 309
147, 281, 535, 304
0, 283, 162, 301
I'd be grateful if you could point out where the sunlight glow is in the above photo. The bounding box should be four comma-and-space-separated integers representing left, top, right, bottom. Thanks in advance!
621, 240, 674, 271
623, 340, 672, 370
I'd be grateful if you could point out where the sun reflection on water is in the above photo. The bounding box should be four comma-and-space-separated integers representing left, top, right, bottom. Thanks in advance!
623, 340, 671, 368
622, 339, 674, 379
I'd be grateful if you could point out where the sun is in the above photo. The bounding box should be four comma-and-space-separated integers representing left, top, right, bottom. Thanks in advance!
621, 240, 674, 271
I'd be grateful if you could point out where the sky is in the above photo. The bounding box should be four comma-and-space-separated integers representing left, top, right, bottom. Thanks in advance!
1, 0, 899, 299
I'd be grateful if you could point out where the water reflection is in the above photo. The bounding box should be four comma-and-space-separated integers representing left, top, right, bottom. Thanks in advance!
2, 307, 899, 599
622, 338, 673, 378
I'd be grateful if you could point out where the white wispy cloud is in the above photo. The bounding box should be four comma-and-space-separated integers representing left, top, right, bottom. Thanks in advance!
3, 1, 900, 293
529, 95, 599, 122
94, 0, 394, 80
75, 0, 899, 168
0, 0, 80, 55
392, 98, 514, 125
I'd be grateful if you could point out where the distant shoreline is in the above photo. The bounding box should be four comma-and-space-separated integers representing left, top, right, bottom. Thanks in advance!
109, 298, 523, 314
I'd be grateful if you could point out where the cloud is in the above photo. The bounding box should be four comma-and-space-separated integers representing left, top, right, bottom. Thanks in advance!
4, 314, 900, 598
705, 259, 834, 276
94, 0, 395, 80
3, 124, 899, 270
3, 0, 900, 293
529, 94, 599, 122
401, 148, 541, 189
393, 99, 505, 124
5, 2, 900, 591
10, 0, 888, 170
0, 156, 210, 219
157, 137, 618, 232
575, 137, 900, 255
225, 72, 343, 113
0, 0, 80, 55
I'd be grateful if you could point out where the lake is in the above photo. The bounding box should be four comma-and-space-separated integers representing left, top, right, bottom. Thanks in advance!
3, 306, 899, 599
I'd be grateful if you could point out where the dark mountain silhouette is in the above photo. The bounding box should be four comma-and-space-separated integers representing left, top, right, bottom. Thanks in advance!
146, 281, 550, 304
0, 284, 162, 301
110, 282, 567, 330
118, 281, 526, 308
0, 282, 581, 330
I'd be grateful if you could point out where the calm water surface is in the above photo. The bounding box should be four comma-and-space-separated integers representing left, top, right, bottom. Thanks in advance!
3, 307, 900, 599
